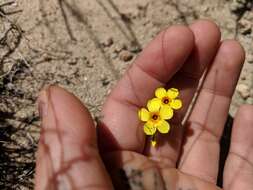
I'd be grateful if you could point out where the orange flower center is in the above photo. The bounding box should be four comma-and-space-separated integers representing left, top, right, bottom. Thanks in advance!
162, 97, 170, 104
151, 113, 160, 122
152, 114, 158, 120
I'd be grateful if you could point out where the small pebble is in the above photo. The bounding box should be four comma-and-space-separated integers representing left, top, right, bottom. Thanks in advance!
102, 37, 113, 47
238, 19, 252, 35
241, 76, 246, 80
119, 50, 133, 62
101, 78, 110, 86
120, 13, 132, 22
111, 52, 118, 59
129, 44, 142, 53
68, 58, 78, 65
236, 84, 250, 99
83, 57, 93, 68
114, 43, 127, 53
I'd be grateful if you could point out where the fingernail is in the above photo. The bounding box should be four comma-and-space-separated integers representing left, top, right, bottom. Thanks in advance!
38, 88, 49, 120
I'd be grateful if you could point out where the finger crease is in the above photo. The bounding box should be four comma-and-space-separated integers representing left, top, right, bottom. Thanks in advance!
179, 121, 220, 169
228, 151, 253, 168
202, 87, 232, 99
188, 120, 220, 141
134, 62, 167, 85
110, 92, 141, 110
150, 155, 176, 169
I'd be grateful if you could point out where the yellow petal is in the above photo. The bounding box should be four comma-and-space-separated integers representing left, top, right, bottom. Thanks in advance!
138, 108, 150, 121
160, 105, 173, 120
155, 87, 167, 99
144, 122, 156, 135
170, 99, 182, 110
147, 98, 161, 112
156, 120, 170, 134
167, 88, 179, 99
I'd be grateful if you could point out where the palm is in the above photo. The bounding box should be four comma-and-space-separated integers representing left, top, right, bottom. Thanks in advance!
35, 20, 253, 190
104, 150, 220, 190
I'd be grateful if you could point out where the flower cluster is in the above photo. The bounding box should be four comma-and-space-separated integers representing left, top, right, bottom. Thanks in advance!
138, 87, 182, 147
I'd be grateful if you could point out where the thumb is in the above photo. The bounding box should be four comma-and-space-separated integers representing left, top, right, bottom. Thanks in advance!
35, 86, 113, 190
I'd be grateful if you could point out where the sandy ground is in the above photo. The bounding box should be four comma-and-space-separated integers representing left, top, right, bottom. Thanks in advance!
0, 0, 252, 189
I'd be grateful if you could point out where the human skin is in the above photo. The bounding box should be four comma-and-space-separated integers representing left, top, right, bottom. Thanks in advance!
35, 20, 253, 190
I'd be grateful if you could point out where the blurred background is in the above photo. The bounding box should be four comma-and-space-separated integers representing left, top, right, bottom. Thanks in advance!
0, 0, 252, 189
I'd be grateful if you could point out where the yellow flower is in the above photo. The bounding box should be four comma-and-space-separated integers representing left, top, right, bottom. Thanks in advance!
138, 98, 173, 136
154, 87, 182, 110
138, 87, 182, 147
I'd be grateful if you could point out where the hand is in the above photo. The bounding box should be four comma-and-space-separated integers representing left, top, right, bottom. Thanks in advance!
35, 20, 253, 190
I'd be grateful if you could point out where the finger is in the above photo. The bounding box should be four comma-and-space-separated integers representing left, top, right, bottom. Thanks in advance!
35, 86, 113, 190
98, 25, 195, 152
146, 20, 221, 166
178, 40, 245, 183
224, 105, 253, 190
